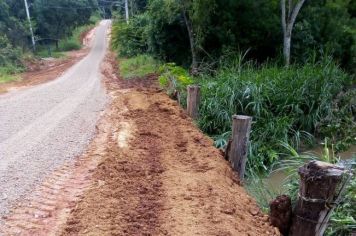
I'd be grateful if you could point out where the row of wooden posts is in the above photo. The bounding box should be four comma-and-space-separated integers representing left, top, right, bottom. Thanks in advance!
186, 85, 349, 236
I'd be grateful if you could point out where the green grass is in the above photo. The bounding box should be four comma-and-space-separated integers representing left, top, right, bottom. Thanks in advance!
195, 56, 353, 172
58, 13, 101, 52
119, 54, 159, 79
0, 73, 19, 83
35, 47, 66, 58
0, 66, 22, 83
35, 23, 93, 58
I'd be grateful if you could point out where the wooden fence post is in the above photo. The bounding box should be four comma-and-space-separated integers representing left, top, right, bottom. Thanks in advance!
228, 115, 252, 180
187, 85, 200, 119
289, 161, 346, 236
269, 195, 292, 236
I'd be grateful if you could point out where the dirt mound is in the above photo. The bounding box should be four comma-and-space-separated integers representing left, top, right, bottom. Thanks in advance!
61, 53, 280, 236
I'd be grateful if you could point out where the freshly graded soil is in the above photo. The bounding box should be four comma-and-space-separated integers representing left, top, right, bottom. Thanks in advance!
0, 46, 279, 236
60, 53, 280, 236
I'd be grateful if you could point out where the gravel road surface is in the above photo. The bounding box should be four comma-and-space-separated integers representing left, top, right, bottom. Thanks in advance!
0, 20, 110, 218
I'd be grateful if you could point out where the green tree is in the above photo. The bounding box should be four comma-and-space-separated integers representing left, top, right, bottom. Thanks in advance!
34, 0, 98, 49
146, 0, 215, 72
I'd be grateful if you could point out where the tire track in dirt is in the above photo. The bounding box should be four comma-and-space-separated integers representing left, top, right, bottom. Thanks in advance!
0, 107, 113, 235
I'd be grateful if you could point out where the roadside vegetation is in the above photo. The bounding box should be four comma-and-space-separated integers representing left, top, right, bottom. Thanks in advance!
35, 13, 101, 58
111, 0, 355, 234
119, 54, 158, 79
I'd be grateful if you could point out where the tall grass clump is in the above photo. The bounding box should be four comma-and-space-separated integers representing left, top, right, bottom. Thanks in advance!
119, 54, 159, 79
59, 24, 96, 51
55, 13, 101, 53
197, 56, 353, 172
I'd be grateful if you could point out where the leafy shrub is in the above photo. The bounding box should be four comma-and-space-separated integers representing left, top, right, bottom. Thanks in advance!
59, 39, 81, 51
158, 63, 194, 105
0, 35, 22, 67
111, 14, 149, 57
58, 23, 97, 52
0, 67, 20, 83
318, 89, 356, 152
119, 54, 158, 79
197, 56, 352, 171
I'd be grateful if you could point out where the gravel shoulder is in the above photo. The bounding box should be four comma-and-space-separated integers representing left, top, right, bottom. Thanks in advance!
0, 20, 111, 221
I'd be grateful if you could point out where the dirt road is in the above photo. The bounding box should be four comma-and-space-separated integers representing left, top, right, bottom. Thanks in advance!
0, 20, 110, 220
0, 21, 279, 235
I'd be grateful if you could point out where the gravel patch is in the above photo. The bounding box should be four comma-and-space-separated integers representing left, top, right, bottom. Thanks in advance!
0, 20, 111, 220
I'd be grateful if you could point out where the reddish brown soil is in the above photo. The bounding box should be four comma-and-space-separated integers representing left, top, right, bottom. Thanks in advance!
0, 50, 89, 95
0, 52, 280, 236
60, 53, 280, 236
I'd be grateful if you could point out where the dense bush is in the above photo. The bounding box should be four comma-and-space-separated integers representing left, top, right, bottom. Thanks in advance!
111, 0, 355, 73
58, 39, 81, 51
158, 63, 194, 101
0, 35, 22, 68
195, 57, 353, 171
111, 15, 150, 57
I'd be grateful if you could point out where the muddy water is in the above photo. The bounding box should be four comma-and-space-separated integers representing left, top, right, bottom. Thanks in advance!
265, 145, 356, 190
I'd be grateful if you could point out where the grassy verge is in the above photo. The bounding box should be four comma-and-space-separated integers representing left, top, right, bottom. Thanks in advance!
119, 54, 159, 79
156, 56, 354, 173
0, 66, 22, 83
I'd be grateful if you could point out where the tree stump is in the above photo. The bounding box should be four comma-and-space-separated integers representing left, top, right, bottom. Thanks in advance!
186, 85, 200, 119
269, 195, 292, 236
227, 115, 252, 180
289, 161, 345, 236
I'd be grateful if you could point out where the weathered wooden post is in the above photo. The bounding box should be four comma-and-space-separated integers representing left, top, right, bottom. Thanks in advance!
228, 115, 252, 180
289, 161, 346, 236
187, 85, 200, 119
269, 195, 292, 236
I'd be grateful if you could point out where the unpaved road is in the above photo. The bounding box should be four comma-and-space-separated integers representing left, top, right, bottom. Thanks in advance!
0, 20, 279, 235
0, 20, 110, 219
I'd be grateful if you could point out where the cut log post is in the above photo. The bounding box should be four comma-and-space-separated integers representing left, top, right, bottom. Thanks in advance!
187, 85, 200, 119
289, 161, 346, 236
228, 115, 252, 180
269, 195, 292, 236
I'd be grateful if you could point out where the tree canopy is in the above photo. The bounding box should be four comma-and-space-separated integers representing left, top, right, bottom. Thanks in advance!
112, 0, 356, 73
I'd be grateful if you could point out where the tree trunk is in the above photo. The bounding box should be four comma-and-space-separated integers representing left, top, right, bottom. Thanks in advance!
280, 0, 306, 66
182, 10, 198, 75
125, 0, 129, 24
283, 34, 291, 66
